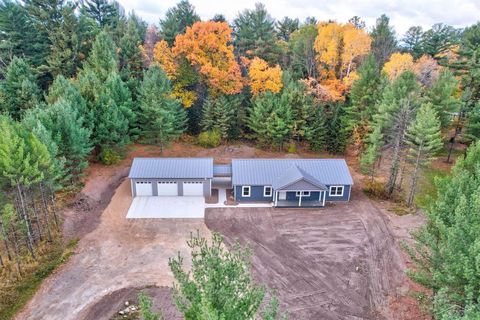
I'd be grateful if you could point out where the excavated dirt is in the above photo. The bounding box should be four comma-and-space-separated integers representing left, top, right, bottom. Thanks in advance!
15, 142, 427, 320
205, 185, 420, 319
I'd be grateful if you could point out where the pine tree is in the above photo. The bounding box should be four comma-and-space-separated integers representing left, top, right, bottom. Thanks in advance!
304, 106, 327, 151
276, 17, 299, 41
344, 54, 383, 151
289, 24, 318, 78
405, 103, 443, 206
370, 14, 397, 67
233, 3, 280, 64
422, 23, 459, 57
0, 57, 41, 120
325, 103, 348, 154
423, 69, 460, 129
402, 26, 424, 59
360, 126, 383, 180
406, 141, 480, 319
201, 95, 241, 140
46, 75, 89, 118
119, 14, 145, 93
159, 0, 200, 46
138, 65, 186, 151
464, 102, 480, 143
81, 30, 118, 81
81, 0, 121, 28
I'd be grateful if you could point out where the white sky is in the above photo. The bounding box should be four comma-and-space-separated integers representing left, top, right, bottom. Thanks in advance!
117, 0, 480, 36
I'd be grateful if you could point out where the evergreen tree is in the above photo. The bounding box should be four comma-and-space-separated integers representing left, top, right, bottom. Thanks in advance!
233, 3, 280, 64
405, 103, 443, 206
464, 102, 480, 143
248, 92, 293, 149
423, 69, 460, 130
304, 106, 327, 151
344, 54, 383, 151
406, 141, 480, 319
360, 126, 383, 180
138, 65, 186, 151
82, 30, 118, 81
81, 0, 121, 28
23, 100, 92, 182
0, 1, 40, 67
422, 23, 459, 58
402, 26, 424, 59
276, 17, 299, 41
0, 57, 41, 119
289, 24, 318, 78
325, 103, 348, 154
348, 16, 366, 29
201, 95, 241, 140
46, 75, 88, 116
159, 0, 200, 46
370, 14, 397, 67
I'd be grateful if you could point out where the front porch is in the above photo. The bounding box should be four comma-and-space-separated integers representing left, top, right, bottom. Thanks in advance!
275, 199, 325, 207
273, 190, 326, 207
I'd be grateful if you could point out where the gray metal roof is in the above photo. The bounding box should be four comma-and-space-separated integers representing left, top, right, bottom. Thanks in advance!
273, 165, 327, 190
128, 158, 213, 179
232, 159, 353, 186
213, 164, 232, 176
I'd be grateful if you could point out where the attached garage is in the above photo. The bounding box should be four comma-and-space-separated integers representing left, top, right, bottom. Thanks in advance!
157, 181, 178, 196
135, 181, 153, 196
183, 181, 204, 196
128, 158, 213, 198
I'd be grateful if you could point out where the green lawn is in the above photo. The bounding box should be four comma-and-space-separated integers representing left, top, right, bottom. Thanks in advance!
414, 166, 449, 210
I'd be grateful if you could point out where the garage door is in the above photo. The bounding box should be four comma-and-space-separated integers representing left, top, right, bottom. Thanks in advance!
157, 181, 178, 196
183, 181, 204, 196
135, 181, 153, 196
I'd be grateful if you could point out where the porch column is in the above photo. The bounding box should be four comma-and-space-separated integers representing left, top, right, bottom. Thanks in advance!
298, 193, 302, 207
274, 191, 278, 207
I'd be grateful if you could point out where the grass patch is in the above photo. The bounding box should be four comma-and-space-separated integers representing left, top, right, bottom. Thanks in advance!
0, 238, 78, 319
414, 167, 449, 210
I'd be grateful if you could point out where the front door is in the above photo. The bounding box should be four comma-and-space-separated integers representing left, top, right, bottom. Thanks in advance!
278, 191, 287, 200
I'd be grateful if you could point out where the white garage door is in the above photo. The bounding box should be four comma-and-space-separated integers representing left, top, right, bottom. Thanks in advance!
135, 181, 153, 196
157, 181, 178, 196
183, 181, 204, 196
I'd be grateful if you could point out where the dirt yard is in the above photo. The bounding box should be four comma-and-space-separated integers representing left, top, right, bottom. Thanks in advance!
206, 186, 426, 320
14, 142, 426, 319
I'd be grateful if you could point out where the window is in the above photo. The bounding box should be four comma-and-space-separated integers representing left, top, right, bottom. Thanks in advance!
295, 191, 311, 197
264, 186, 272, 197
242, 186, 251, 197
329, 186, 344, 197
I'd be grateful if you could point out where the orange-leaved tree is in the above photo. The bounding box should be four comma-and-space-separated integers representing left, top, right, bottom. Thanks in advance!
153, 40, 177, 79
313, 22, 371, 102
173, 21, 244, 95
382, 52, 415, 80
247, 57, 283, 96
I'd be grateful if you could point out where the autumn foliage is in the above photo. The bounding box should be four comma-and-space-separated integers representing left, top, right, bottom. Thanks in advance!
313, 22, 371, 102
247, 57, 283, 96
382, 52, 415, 80
153, 40, 177, 79
173, 21, 244, 95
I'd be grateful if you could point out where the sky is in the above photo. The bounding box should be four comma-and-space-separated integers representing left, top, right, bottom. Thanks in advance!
117, 0, 480, 36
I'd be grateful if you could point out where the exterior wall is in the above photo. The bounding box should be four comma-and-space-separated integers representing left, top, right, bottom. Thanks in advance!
324, 185, 351, 202
234, 185, 273, 202
234, 184, 351, 204
284, 191, 321, 201
131, 178, 211, 197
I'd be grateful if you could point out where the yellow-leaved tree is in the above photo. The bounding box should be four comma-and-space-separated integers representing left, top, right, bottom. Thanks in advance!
382, 52, 415, 80
173, 21, 244, 96
247, 57, 283, 96
313, 22, 371, 102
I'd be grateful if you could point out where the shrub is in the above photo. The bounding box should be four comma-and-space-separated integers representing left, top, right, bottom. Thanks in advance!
99, 148, 121, 165
362, 179, 389, 200
287, 142, 297, 153
198, 130, 221, 148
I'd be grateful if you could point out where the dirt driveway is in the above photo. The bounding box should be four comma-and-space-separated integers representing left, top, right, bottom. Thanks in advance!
15, 179, 211, 320
205, 190, 420, 319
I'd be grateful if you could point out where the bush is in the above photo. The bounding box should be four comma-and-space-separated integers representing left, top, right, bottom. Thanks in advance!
198, 130, 221, 148
362, 179, 389, 200
287, 142, 297, 153
99, 148, 121, 165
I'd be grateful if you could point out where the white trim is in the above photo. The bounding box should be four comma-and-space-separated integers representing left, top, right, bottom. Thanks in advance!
274, 191, 278, 206
295, 191, 311, 197
329, 186, 344, 197
242, 186, 251, 197
263, 186, 273, 197
322, 191, 326, 206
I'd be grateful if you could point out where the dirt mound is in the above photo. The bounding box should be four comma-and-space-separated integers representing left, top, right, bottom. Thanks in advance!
82, 286, 181, 320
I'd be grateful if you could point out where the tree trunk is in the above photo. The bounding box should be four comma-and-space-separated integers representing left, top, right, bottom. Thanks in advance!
28, 188, 43, 243
0, 221, 12, 261
398, 158, 407, 191
386, 133, 402, 196
407, 146, 423, 207
16, 183, 36, 260
48, 185, 60, 230
11, 228, 23, 276
39, 183, 53, 242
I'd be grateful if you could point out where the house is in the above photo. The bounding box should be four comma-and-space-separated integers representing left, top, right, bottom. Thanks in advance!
128, 157, 353, 208
231, 159, 353, 207
128, 158, 213, 197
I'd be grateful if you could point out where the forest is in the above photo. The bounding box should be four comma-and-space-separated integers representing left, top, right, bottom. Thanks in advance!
0, 0, 479, 319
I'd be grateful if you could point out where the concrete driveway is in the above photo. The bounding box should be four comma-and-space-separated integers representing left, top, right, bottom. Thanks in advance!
127, 196, 205, 218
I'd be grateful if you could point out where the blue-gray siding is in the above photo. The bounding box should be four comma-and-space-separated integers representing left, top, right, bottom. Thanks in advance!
234, 184, 351, 204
